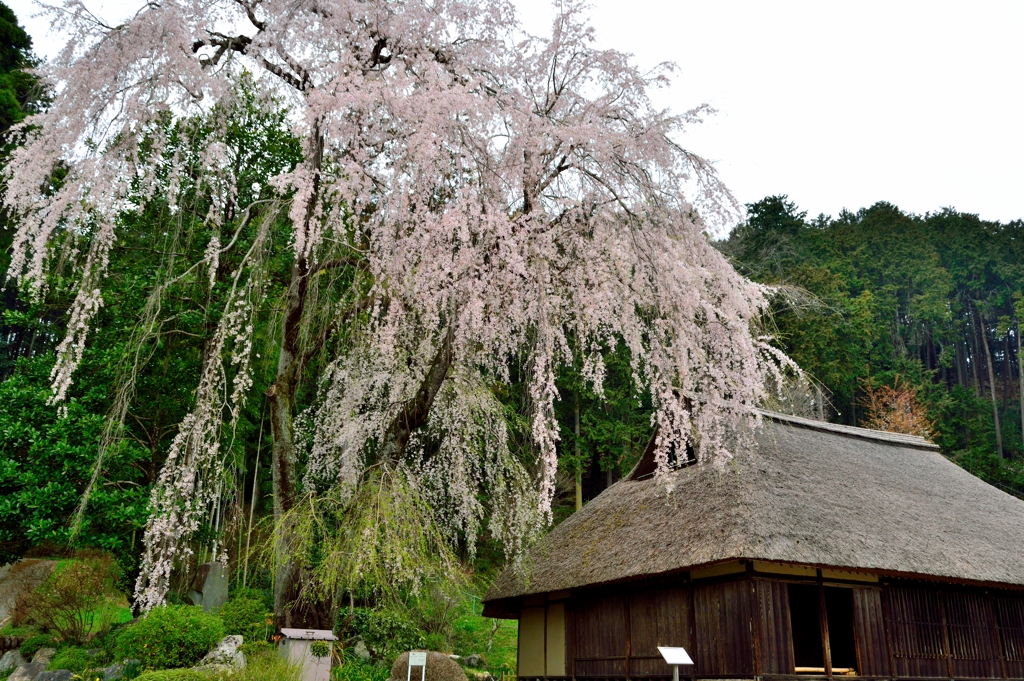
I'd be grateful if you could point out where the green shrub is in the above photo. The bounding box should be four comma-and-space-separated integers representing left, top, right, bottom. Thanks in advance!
233, 648, 302, 681
20, 634, 57, 659
348, 608, 424, 661
24, 553, 122, 643
217, 593, 271, 643
238, 641, 273, 659
49, 646, 102, 674
133, 670, 207, 681
114, 605, 224, 670
333, 654, 389, 681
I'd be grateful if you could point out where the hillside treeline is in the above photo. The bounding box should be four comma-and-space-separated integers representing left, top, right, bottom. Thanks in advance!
722, 196, 1024, 493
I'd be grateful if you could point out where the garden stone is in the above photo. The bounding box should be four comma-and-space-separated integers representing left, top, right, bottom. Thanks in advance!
101, 659, 141, 681
186, 562, 229, 613
31, 648, 56, 666
36, 671, 73, 681
390, 651, 468, 681
9, 662, 47, 681
353, 639, 371, 661
462, 655, 484, 669
0, 650, 26, 673
195, 635, 245, 671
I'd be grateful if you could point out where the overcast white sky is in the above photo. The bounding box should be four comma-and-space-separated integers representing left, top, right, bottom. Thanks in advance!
9, 0, 1024, 227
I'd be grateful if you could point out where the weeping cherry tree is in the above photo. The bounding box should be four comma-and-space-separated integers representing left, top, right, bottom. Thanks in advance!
3, 0, 790, 624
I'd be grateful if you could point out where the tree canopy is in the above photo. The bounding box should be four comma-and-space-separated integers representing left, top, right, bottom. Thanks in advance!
2, 0, 785, 621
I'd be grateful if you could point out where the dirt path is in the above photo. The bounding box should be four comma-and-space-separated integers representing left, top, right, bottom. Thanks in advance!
0, 559, 57, 626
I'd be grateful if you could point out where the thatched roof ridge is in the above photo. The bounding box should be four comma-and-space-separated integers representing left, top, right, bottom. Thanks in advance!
485, 412, 1024, 603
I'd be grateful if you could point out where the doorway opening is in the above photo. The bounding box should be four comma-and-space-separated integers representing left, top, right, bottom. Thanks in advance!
789, 584, 824, 671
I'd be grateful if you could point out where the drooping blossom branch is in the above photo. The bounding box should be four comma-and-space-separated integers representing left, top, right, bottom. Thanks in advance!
5, 0, 793, 610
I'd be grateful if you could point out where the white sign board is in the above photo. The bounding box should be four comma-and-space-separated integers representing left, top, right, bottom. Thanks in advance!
658, 647, 694, 666
407, 651, 427, 681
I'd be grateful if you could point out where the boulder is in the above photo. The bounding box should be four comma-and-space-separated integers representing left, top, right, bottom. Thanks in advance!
36, 671, 73, 681
9, 662, 47, 681
186, 562, 229, 613
353, 639, 371, 661
31, 648, 56, 666
101, 660, 141, 681
462, 655, 484, 669
0, 650, 26, 674
194, 635, 245, 672
390, 652, 467, 681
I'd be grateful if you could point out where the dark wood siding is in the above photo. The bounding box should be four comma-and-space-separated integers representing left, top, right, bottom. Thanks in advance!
997, 594, 1024, 678
946, 590, 1001, 678
693, 579, 754, 676
852, 587, 889, 676
629, 587, 692, 677
885, 585, 950, 678
574, 595, 628, 677
756, 579, 793, 674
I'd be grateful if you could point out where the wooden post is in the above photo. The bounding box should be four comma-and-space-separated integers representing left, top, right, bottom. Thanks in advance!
818, 578, 833, 679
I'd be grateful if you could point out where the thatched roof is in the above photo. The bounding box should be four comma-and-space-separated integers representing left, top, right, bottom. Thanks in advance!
485, 411, 1024, 603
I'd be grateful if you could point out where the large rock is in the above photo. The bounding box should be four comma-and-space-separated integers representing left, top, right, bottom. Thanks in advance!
194, 634, 245, 673
462, 655, 484, 669
0, 560, 57, 627
0, 650, 26, 674
353, 639, 371, 661
101, 660, 141, 681
36, 671, 73, 681
391, 652, 467, 681
9, 662, 47, 681
31, 649, 56, 666
186, 562, 229, 613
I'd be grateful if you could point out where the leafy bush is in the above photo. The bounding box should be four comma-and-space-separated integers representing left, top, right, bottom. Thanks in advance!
218, 592, 271, 643
133, 670, 208, 681
233, 647, 302, 681
348, 608, 424, 661
19, 634, 57, 659
238, 641, 273, 659
114, 605, 224, 670
333, 653, 389, 681
49, 646, 105, 674
23, 553, 121, 643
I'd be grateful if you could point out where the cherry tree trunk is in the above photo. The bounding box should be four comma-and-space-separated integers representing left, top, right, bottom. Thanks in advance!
269, 258, 307, 630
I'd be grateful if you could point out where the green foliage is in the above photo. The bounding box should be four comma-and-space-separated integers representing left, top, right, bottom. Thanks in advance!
0, 1, 36, 132
217, 592, 271, 643
231, 647, 302, 681
19, 633, 57, 658
347, 607, 425, 661
238, 641, 273, 659
49, 646, 106, 674
0, 358, 151, 566
114, 605, 224, 670
722, 196, 1024, 487
332, 653, 390, 681
309, 641, 331, 659
133, 670, 207, 681
23, 553, 122, 643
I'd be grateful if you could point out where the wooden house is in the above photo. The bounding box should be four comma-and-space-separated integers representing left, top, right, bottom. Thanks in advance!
482, 412, 1024, 681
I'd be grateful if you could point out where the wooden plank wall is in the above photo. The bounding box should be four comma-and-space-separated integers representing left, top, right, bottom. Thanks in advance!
756, 580, 794, 674
573, 596, 628, 677
851, 587, 888, 676
629, 587, 691, 677
693, 579, 754, 676
997, 594, 1024, 678
558, 577, 1024, 681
